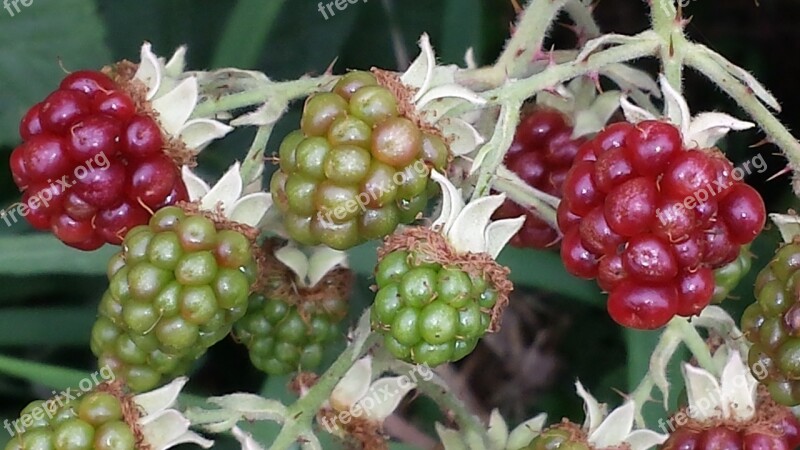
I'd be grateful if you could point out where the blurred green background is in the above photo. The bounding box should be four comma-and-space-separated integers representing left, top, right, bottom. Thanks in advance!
0, 1, 798, 449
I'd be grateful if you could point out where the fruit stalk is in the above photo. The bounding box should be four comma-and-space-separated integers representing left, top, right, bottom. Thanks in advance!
267, 312, 378, 450
191, 75, 337, 118
685, 45, 800, 191
648, 0, 687, 91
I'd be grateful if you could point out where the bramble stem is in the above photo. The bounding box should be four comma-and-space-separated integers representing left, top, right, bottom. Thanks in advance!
192, 75, 336, 118
268, 313, 378, 450
649, 0, 686, 92
685, 45, 800, 185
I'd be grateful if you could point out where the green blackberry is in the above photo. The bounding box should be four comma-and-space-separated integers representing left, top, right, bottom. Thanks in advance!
271, 71, 450, 250
234, 241, 351, 374
371, 229, 509, 367
742, 242, 800, 405
712, 245, 752, 303
4, 384, 138, 450
522, 427, 590, 450
91, 206, 257, 392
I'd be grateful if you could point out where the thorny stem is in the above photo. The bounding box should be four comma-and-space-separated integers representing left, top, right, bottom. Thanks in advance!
268, 313, 379, 450
685, 45, 800, 183
192, 75, 337, 118
649, 0, 686, 92
387, 360, 490, 448
456, 0, 570, 91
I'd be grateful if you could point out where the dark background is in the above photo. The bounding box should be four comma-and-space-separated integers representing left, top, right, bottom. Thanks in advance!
0, 1, 796, 449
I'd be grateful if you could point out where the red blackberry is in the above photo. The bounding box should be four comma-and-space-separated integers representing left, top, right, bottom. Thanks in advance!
559, 120, 765, 329
9, 44, 231, 250
493, 107, 586, 249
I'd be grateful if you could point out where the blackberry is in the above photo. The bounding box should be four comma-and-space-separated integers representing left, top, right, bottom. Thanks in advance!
9, 44, 231, 250
370, 171, 522, 366
742, 241, 800, 405
271, 71, 449, 250
91, 206, 256, 392
234, 242, 351, 375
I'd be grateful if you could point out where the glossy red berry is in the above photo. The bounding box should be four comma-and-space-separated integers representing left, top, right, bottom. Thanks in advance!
558, 120, 765, 329
607, 280, 677, 329
10, 70, 188, 249
495, 108, 587, 249
624, 120, 681, 176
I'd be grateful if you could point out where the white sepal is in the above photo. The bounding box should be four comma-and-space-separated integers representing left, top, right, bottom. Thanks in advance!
447, 194, 507, 255
430, 170, 464, 235
572, 91, 622, 138
575, 381, 605, 433
308, 246, 349, 287
152, 78, 199, 136
506, 414, 547, 450
182, 166, 212, 202
441, 118, 485, 156
659, 75, 691, 137
402, 33, 436, 99
228, 193, 272, 228
164, 46, 187, 78
133, 377, 188, 416
274, 246, 310, 285
626, 430, 669, 450
179, 119, 234, 150
683, 363, 726, 421
620, 96, 657, 124
685, 112, 754, 149
200, 163, 243, 213
231, 426, 264, 450
207, 394, 287, 422
181, 163, 270, 227
485, 217, 526, 260
487, 409, 509, 450
770, 212, 800, 244
416, 84, 486, 110
358, 376, 416, 422
134, 42, 162, 100
588, 401, 635, 448
330, 356, 373, 411
719, 352, 757, 420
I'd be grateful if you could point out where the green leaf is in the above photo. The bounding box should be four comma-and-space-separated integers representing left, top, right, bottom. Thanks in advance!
440, 0, 482, 64
0, 235, 114, 275
211, 0, 287, 69
0, 0, 110, 145
0, 354, 96, 391
0, 307, 95, 346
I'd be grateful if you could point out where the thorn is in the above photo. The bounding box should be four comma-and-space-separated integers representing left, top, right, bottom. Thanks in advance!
510, 0, 522, 14
547, 45, 557, 67
749, 137, 772, 148
588, 71, 603, 93
509, 21, 516, 35
324, 57, 339, 76
767, 166, 792, 181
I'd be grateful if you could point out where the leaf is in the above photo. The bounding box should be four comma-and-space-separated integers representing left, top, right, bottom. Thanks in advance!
0, 235, 114, 275
211, 0, 287, 69
0, 354, 93, 391
0, 0, 111, 145
0, 307, 94, 346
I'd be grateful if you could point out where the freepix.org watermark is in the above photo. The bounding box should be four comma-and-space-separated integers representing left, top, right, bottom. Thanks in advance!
317, 159, 430, 225
3, 0, 32, 17
0, 151, 110, 227
655, 153, 767, 227
317, 0, 367, 20
3, 366, 116, 437
319, 363, 434, 432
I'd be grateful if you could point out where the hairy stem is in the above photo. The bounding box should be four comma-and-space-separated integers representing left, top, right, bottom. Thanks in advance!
240, 125, 274, 188
493, 166, 559, 228
193, 75, 337, 118
685, 45, 800, 182
649, 0, 686, 91
456, 0, 569, 90
563, 0, 601, 42
268, 313, 378, 450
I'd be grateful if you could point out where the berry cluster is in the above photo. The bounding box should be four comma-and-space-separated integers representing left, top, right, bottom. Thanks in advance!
742, 242, 800, 406
271, 71, 449, 250
5, 388, 138, 450
661, 414, 800, 450
234, 256, 350, 375
558, 120, 765, 329
521, 427, 590, 450
371, 250, 496, 367
10, 70, 187, 250
91, 207, 255, 392
494, 108, 585, 249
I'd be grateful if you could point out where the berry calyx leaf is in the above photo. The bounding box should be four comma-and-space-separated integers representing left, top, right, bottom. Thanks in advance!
430, 170, 524, 258
682, 348, 757, 422
182, 162, 272, 228
274, 244, 348, 288
620, 75, 754, 149
768, 212, 800, 243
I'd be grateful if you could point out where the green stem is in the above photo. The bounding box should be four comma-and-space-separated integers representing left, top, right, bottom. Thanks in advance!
240, 125, 274, 187
387, 360, 489, 447
493, 166, 559, 228
649, 0, 686, 91
268, 314, 378, 450
193, 75, 337, 118
672, 317, 715, 373
563, 0, 601, 42
685, 45, 800, 180
456, 0, 570, 91
488, 37, 660, 102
